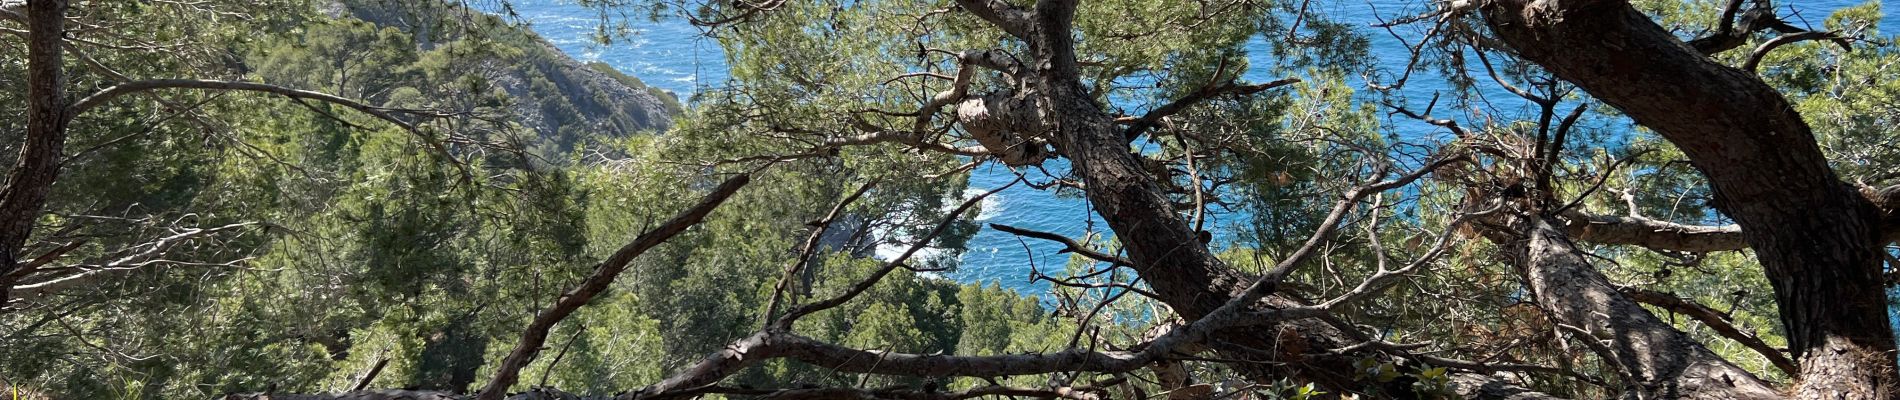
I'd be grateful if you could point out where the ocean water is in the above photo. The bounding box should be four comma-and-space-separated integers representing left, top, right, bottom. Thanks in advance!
488, 0, 1897, 294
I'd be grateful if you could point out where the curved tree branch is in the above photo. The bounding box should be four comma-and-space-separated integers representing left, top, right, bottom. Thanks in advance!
1120, 77, 1300, 142
1742, 31, 1848, 72
473, 174, 752, 400
989, 223, 1133, 267
1478, 1, 1898, 393
1511, 216, 1779, 398
71, 79, 415, 129
67, 79, 460, 167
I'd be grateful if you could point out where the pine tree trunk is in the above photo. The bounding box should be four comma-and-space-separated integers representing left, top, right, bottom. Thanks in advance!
1480, 1, 1898, 397
0, 0, 73, 303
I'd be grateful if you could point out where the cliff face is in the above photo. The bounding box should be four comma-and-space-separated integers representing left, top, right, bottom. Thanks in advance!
328, 0, 681, 153
481, 37, 680, 140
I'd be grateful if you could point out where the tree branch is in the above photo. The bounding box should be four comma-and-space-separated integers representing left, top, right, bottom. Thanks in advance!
825, 130, 991, 157
1742, 30, 1848, 72
1507, 216, 1779, 398
66, 79, 460, 163
1121, 78, 1300, 142
989, 223, 1133, 267
761, 180, 878, 327
473, 174, 752, 400
71, 79, 411, 129
1555, 210, 1745, 253
773, 180, 1012, 328
952, 0, 1033, 39
7, 222, 257, 306
1618, 286, 1799, 375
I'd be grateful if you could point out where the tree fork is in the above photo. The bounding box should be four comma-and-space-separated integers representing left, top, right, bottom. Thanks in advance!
1479, 0, 1898, 397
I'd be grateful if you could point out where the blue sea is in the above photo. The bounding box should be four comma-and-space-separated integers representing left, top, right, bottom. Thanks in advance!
488, 0, 1897, 294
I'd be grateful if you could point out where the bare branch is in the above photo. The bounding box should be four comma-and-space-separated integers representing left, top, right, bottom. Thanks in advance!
1743, 30, 1849, 72
1687, 0, 1845, 56
989, 223, 1133, 267
774, 180, 1014, 328
761, 180, 879, 327
633, 308, 1316, 400
825, 130, 991, 157
7, 222, 257, 306
1121, 77, 1301, 142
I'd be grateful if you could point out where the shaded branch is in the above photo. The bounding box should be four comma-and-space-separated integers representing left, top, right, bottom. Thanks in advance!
1555, 210, 1745, 253
953, 0, 1033, 40
72, 79, 415, 129
1504, 216, 1779, 398
1743, 30, 1849, 72
1121, 77, 1300, 142
773, 180, 1014, 328
67, 79, 460, 164
761, 180, 879, 327
1618, 286, 1799, 376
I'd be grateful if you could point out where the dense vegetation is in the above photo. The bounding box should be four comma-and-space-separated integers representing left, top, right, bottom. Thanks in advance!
2, 0, 1898, 399
0, 1, 1063, 397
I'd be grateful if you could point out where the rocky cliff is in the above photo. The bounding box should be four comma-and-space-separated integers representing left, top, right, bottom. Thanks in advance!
328, 0, 681, 154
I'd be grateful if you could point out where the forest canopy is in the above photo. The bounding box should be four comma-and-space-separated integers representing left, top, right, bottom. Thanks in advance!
2, 0, 1899, 399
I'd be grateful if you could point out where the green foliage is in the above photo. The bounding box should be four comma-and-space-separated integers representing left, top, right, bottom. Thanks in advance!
17, 0, 1898, 398
0, 1, 1051, 398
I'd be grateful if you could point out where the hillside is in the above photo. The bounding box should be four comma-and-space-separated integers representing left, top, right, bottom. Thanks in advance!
298, 0, 684, 155
12, 0, 1900, 399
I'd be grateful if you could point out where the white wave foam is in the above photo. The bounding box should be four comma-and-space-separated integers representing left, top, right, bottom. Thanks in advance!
974, 190, 1005, 221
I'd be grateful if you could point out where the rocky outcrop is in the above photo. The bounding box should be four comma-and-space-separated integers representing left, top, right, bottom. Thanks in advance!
334, 0, 680, 153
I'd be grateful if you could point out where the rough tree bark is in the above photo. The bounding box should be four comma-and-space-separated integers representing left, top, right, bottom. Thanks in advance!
1480, 1, 1898, 397
0, 0, 71, 304
1504, 216, 1779, 399
1012, 0, 1380, 389
996, 1, 1565, 396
